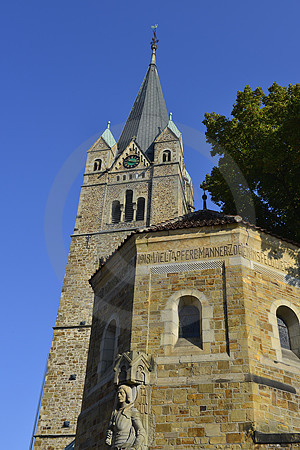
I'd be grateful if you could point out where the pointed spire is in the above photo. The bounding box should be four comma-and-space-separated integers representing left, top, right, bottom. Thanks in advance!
116, 27, 168, 159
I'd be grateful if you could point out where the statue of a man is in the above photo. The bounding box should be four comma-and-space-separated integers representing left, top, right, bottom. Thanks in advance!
106, 385, 146, 449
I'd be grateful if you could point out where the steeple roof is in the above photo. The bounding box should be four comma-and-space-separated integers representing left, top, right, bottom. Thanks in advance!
101, 121, 116, 148
166, 112, 181, 139
116, 43, 169, 160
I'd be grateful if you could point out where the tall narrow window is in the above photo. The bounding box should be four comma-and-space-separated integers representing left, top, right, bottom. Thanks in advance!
100, 320, 116, 375
163, 150, 171, 162
112, 200, 121, 224
178, 296, 202, 346
125, 190, 134, 222
136, 197, 145, 221
93, 159, 102, 171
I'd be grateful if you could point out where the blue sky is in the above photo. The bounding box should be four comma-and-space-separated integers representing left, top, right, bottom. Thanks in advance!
1, 1, 300, 448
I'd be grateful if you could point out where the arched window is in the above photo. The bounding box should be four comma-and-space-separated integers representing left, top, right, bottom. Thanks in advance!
276, 306, 300, 358
136, 197, 145, 221
100, 320, 116, 375
178, 296, 201, 344
163, 150, 171, 162
112, 200, 121, 224
93, 159, 102, 171
125, 190, 134, 222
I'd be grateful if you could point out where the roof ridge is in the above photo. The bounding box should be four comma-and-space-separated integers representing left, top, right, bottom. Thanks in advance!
90, 209, 299, 281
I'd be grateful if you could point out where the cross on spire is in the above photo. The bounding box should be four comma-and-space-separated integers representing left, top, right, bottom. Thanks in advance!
151, 24, 159, 47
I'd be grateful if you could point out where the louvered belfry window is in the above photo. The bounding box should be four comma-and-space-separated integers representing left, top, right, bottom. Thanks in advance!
112, 200, 121, 224
125, 190, 134, 222
163, 150, 171, 162
136, 197, 145, 221
93, 159, 102, 171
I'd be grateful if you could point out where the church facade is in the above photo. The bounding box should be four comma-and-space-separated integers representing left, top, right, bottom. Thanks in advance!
34, 38, 300, 450
75, 210, 300, 449
34, 39, 193, 449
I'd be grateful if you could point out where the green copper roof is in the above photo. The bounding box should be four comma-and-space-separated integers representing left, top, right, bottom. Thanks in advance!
167, 116, 181, 139
185, 168, 192, 184
116, 47, 168, 160
101, 122, 116, 148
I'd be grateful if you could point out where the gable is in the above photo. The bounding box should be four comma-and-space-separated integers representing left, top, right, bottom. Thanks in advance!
111, 140, 151, 172
155, 125, 181, 143
89, 136, 112, 151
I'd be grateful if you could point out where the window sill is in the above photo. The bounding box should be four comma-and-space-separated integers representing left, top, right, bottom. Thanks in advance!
171, 338, 203, 354
175, 337, 202, 348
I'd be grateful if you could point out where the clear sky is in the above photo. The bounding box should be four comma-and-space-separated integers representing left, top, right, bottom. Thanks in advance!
1, 1, 300, 448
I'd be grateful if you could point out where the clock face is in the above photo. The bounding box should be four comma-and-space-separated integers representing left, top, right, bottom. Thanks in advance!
123, 154, 140, 169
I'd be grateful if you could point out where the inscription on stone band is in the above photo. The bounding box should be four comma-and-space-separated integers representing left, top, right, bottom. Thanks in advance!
137, 243, 291, 271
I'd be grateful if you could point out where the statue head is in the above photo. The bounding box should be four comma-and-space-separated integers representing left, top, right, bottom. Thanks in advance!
117, 384, 132, 405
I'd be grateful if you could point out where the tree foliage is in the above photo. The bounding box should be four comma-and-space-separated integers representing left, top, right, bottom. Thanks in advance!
202, 82, 300, 243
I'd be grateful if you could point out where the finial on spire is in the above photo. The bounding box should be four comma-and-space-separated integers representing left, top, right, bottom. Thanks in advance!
107, 120, 111, 129
169, 112, 173, 121
150, 24, 159, 65
151, 24, 159, 45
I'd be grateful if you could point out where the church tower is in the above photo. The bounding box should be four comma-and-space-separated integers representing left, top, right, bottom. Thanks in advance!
34, 37, 193, 449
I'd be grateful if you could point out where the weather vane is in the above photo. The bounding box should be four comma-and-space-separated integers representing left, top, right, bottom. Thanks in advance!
151, 24, 159, 47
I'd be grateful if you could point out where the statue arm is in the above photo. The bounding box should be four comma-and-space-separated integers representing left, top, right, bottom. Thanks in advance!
105, 411, 115, 446
131, 409, 146, 449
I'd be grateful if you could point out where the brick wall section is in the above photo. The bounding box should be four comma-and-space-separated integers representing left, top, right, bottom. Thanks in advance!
35, 126, 193, 448
35, 328, 90, 436
34, 437, 76, 449
75, 244, 136, 448
242, 265, 300, 435
75, 224, 300, 449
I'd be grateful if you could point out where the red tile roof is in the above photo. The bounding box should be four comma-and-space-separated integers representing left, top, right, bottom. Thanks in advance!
90, 209, 299, 281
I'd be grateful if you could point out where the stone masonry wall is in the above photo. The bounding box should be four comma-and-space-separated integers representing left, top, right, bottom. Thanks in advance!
134, 226, 299, 448
75, 224, 299, 449
35, 126, 193, 449
241, 265, 300, 436
75, 244, 136, 448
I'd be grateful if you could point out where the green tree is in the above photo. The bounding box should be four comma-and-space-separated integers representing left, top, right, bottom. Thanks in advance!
202, 82, 300, 243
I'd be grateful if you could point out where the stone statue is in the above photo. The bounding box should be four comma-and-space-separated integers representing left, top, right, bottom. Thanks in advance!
106, 385, 146, 449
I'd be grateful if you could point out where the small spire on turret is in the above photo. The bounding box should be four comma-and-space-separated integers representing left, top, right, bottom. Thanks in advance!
150, 24, 159, 65
202, 188, 208, 210
101, 121, 116, 148
169, 112, 173, 121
